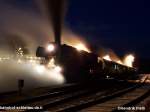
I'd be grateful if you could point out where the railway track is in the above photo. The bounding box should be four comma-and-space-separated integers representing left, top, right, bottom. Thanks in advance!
1, 81, 148, 112
1, 83, 83, 106
80, 84, 149, 112
0, 80, 130, 111
0, 91, 18, 99
124, 84, 150, 112
49, 84, 140, 112
0, 83, 78, 104
24, 81, 136, 111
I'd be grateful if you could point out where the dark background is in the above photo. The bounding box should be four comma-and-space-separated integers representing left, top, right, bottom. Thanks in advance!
0, 0, 150, 73
66, 0, 150, 58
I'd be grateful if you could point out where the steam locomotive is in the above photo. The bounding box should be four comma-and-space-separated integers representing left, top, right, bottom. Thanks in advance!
36, 43, 137, 83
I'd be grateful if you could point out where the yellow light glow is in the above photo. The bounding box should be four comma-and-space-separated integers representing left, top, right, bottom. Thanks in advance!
47, 58, 55, 68
54, 66, 62, 73
123, 54, 135, 67
117, 60, 122, 64
18, 47, 22, 50
35, 65, 45, 74
103, 55, 111, 61
74, 43, 90, 52
17, 59, 22, 63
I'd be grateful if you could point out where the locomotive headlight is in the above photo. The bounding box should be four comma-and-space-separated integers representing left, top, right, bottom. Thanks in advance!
47, 44, 55, 52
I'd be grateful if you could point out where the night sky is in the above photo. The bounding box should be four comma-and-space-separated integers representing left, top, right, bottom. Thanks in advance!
66, 0, 150, 58
0, 0, 150, 58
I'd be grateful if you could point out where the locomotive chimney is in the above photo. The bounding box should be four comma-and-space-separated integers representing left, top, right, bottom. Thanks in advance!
44, 0, 66, 45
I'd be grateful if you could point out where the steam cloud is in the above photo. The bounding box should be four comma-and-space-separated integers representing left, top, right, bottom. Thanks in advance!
0, 1, 54, 55
0, 1, 69, 92
0, 59, 65, 93
0, 0, 86, 92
